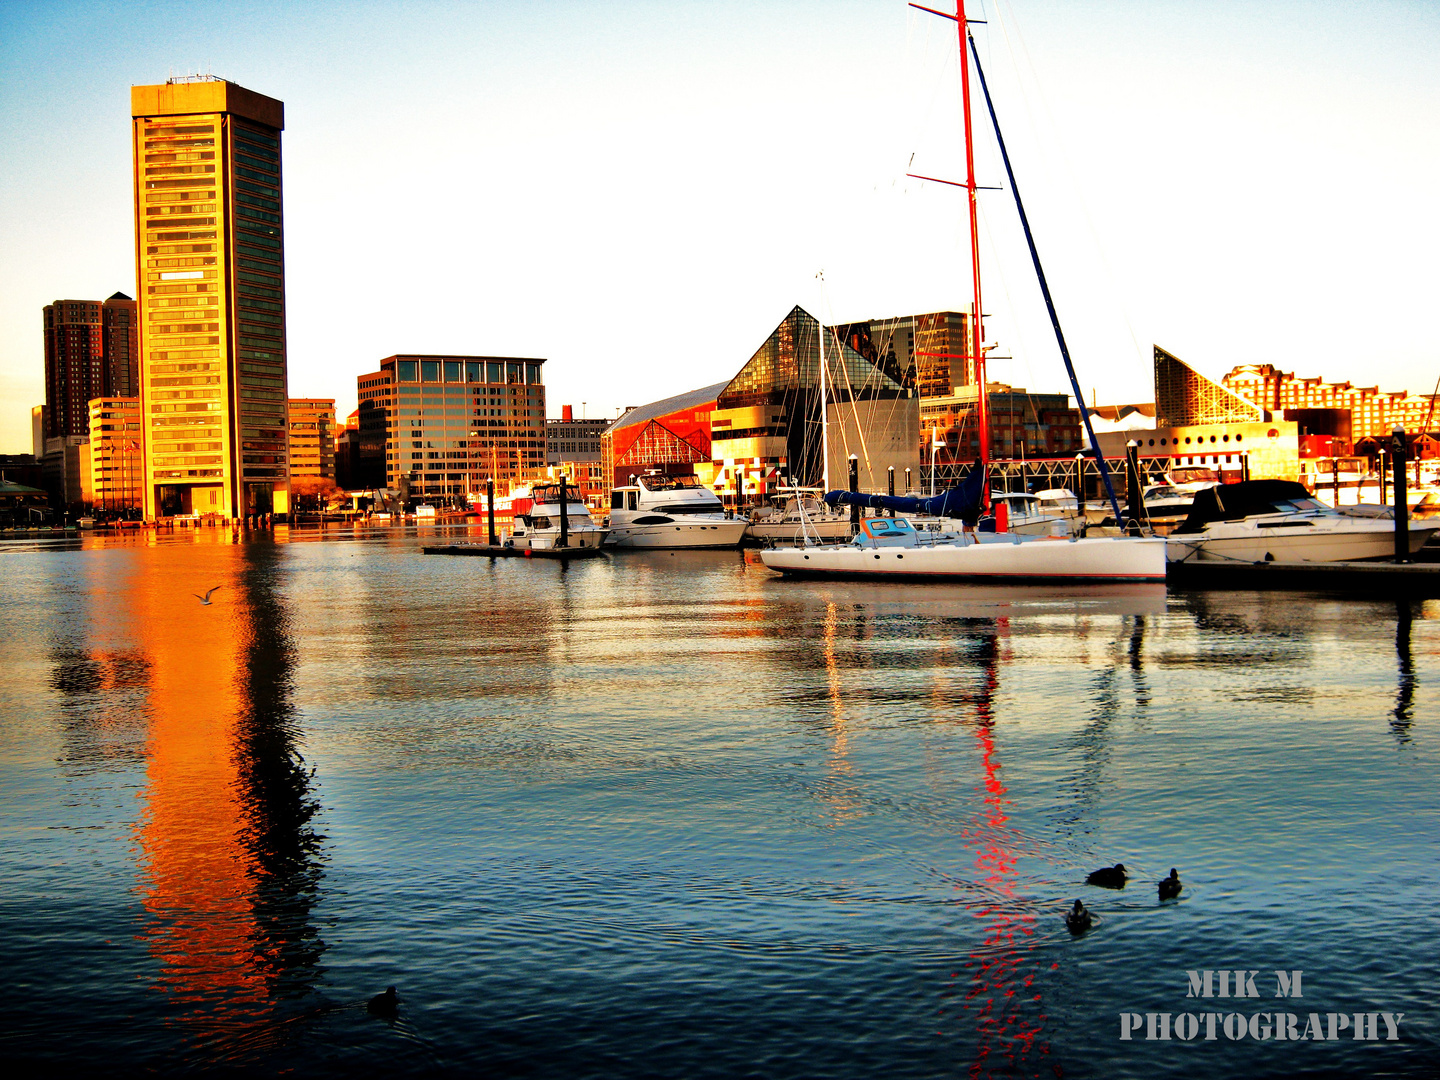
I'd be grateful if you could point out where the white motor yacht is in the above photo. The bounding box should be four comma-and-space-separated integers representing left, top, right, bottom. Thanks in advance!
745, 488, 855, 544
761, 515, 1167, 581
990, 491, 1078, 537
1166, 480, 1439, 563
509, 483, 606, 549
605, 475, 748, 549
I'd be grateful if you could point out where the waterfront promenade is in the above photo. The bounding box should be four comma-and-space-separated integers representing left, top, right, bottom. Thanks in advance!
2, 531, 1435, 1077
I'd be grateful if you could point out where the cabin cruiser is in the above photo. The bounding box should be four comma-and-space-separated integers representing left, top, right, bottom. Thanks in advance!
745, 488, 855, 544
508, 482, 606, 549
760, 514, 1167, 581
989, 490, 1079, 537
605, 475, 748, 549
1139, 482, 1203, 534
1166, 480, 1439, 563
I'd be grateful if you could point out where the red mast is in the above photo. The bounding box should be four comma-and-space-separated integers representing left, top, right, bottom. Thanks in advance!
910, 2, 989, 494
955, 0, 989, 480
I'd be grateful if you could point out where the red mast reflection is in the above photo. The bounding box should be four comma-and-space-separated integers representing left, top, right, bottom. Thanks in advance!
958, 620, 1049, 1078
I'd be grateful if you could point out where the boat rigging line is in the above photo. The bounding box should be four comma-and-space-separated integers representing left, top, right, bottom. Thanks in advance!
962, 23, 1125, 527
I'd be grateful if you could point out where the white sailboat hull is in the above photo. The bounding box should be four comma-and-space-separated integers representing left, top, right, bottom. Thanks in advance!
760, 534, 1168, 581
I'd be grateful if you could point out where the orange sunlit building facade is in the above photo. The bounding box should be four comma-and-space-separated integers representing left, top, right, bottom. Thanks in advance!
132, 78, 291, 520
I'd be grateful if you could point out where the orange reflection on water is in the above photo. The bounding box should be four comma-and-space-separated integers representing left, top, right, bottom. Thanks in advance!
130, 553, 269, 1039
958, 622, 1047, 1079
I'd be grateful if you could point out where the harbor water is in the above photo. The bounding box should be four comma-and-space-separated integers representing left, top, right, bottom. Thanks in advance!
2, 528, 1436, 1078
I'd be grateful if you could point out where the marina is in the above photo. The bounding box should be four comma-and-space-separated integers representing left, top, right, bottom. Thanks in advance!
5, 1, 1440, 1077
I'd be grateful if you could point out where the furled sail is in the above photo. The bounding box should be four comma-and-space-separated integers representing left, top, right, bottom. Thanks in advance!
823, 467, 986, 523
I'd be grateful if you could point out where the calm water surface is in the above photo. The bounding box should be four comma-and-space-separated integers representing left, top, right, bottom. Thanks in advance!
2, 527, 1436, 1078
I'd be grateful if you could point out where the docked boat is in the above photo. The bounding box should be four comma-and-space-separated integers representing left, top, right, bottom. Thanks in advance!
1166, 480, 1439, 563
762, 514, 1167, 581
1139, 482, 1202, 533
509, 482, 606, 549
604, 474, 748, 549
762, 3, 1160, 583
990, 491, 1079, 537
745, 488, 855, 544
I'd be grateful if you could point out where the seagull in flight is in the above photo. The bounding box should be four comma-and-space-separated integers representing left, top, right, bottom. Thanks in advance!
193, 587, 221, 605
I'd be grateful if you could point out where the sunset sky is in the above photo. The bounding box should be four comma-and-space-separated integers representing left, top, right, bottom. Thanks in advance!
2, 0, 1437, 451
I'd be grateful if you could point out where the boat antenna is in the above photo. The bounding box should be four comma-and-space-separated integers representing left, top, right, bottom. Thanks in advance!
964, 28, 1125, 528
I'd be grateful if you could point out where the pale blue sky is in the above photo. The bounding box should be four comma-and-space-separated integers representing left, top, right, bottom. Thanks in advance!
3, 0, 1438, 451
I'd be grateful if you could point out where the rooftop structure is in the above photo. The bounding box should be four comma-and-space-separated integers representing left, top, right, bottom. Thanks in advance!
1154, 346, 1266, 427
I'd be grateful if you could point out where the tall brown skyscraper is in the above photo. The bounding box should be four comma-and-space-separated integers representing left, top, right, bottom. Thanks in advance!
42, 292, 138, 439
131, 77, 290, 519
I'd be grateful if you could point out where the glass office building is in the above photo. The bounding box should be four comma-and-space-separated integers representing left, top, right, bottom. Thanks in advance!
131, 77, 290, 519
356, 355, 546, 501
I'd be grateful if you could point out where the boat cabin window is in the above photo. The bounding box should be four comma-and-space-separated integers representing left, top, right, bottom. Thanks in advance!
627, 491, 638, 511
638, 475, 704, 492
612, 491, 625, 510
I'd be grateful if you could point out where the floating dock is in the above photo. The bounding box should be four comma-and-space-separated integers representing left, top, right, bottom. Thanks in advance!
1168, 558, 1440, 596
422, 543, 606, 561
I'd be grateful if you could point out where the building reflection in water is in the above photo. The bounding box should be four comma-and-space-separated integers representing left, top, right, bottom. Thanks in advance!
819, 601, 862, 825
131, 542, 325, 1056
953, 620, 1047, 1078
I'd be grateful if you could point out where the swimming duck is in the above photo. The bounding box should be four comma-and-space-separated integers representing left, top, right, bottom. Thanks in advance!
1158, 869, 1182, 900
1085, 863, 1127, 888
1064, 899, 1092, 934
367, 986, 399, 1018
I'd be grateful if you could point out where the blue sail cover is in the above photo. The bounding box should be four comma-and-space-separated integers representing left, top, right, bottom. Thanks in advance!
824, 468, 986, 522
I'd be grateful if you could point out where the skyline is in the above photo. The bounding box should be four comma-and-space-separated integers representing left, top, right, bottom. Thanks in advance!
3, 0, 1438, 454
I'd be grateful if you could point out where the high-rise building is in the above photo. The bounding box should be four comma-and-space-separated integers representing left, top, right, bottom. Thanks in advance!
103, 293, 140, 398
131, 77, 290, 519
42, 293, 138, 440
334, 409, 361, 490
356, 355, 547, 501
80, 397, 143, 512
287, 398, 335, 482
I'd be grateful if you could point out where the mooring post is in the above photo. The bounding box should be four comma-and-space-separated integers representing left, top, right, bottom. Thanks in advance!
486, 478, 498, 546
557, 477, 569, 548
1393, 427, 1410, 563
848, 455, 860, 533
1125, 441, 1142, 536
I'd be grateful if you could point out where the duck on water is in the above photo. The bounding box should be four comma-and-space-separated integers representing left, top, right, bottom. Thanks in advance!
1085, 864, 1128, 889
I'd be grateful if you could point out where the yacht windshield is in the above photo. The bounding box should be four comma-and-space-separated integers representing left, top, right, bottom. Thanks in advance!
639, 476, 706, 492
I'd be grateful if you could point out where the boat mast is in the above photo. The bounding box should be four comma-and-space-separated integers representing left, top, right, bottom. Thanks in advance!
910, 1, 989, 497
955, 0, 990, 483
818, 272, 830, 491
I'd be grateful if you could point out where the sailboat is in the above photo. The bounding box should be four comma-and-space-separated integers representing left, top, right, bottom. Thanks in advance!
760, 0, 1166, 582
